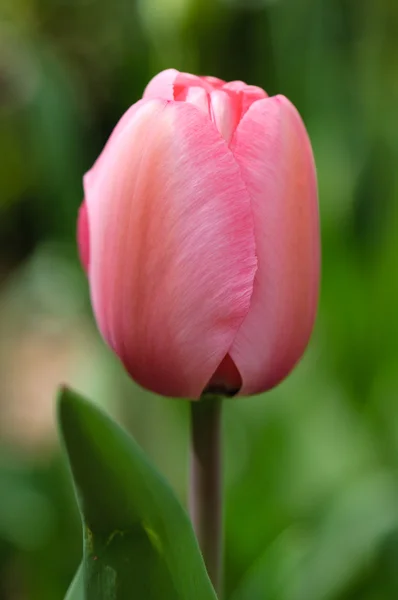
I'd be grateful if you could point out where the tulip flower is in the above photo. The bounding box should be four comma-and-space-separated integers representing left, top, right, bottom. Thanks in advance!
78, 69, 320, 400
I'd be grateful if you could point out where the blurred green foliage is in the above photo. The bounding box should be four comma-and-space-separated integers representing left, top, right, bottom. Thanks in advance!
0, 0, 397, 598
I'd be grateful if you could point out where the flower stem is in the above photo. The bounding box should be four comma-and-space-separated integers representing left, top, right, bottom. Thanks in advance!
189, 395, 223, 597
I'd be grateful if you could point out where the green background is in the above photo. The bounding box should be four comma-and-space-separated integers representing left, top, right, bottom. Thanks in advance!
0, 0, 398, 598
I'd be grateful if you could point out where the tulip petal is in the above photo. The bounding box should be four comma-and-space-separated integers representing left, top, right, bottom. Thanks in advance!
143, 68, 179, 100
85, 99, 149, 190
209, 90, 241, 144
183, 86, 210, 115
84, 99, 257, 399
222, 81, 268, 115
200, 75, 225, 89
229, 96, 320, 396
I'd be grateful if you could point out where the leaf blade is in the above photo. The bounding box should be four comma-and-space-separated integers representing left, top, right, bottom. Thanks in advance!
58, 387, 217, 600
65, 564, 85, 600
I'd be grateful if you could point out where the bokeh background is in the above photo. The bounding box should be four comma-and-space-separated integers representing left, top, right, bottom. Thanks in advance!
1, 0, 398, 598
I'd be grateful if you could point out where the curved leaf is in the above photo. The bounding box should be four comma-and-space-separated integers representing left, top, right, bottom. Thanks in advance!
58, 387, 217, 600
65, 564, 85, 600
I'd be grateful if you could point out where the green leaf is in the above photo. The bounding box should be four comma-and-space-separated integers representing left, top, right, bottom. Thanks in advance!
58, 387, 217, 600
65, 564, 85, 600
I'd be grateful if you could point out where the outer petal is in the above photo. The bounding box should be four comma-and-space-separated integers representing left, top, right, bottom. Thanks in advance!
86, 99, 149, 190
229, 96, 320, 396
77, 200, 89, 272
84, 99, 257, 399
142, 68, 179, 100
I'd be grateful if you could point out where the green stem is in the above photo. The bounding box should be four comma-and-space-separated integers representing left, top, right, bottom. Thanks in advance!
189, 395, 223, 597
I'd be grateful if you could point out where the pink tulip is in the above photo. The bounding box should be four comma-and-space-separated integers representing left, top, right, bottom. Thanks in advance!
78, 69, 320, 399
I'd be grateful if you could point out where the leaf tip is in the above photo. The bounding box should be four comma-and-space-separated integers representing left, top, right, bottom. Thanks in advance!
56, 385, 89, 449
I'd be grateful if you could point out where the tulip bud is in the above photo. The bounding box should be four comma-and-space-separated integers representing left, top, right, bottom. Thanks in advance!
78, 69, 320, 399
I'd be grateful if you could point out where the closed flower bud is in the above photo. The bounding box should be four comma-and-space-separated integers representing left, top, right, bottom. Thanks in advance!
78, 69, 320, 399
